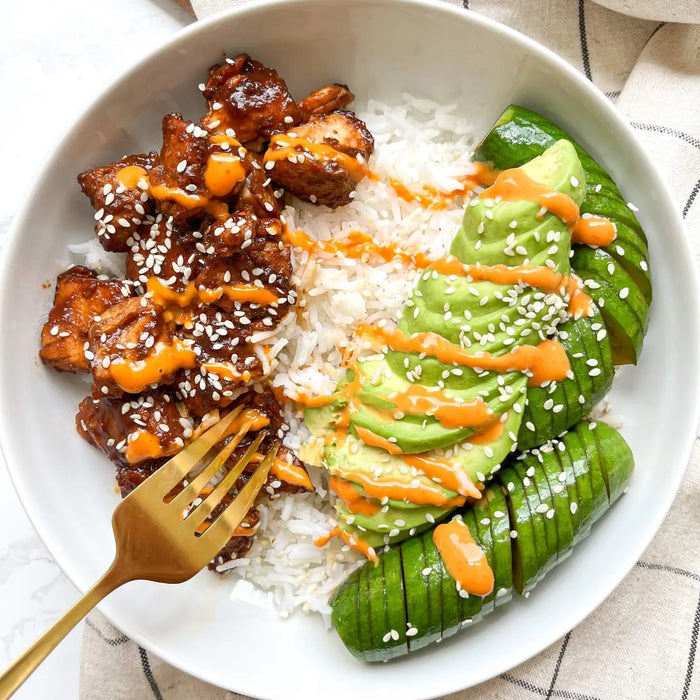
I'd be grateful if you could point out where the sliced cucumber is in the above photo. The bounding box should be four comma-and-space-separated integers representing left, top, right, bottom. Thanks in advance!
499, 467, 539, 595
552, 440, 584, 543
400, 535, 437, 652
592, 422, 634, 504
573, 422, 609, 523
573, 247, 648, 365
472, 497, 497, 615
486, 485, 514, 607
539, 445, 575, 562
512, 456, 556, 577
525, 453, 561, 569
382, 547, 409, 658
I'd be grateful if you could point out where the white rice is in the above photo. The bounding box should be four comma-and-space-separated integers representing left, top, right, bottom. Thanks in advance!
231, 96, 478, 617
73, 94, 477, 619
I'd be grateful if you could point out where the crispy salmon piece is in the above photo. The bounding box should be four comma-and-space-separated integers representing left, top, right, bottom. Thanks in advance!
76, 389, 191, 468
88, 297, 186, 398
298, 84, 354, 121
40, 266, 131, 373
148, 113, 249, 224
193, 236, 293, 320
264, 111, 374, 208
77, 153, 157, 252
125, 215, 201, 291
202, 55, 301, 143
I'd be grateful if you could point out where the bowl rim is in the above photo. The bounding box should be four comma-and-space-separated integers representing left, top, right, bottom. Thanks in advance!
2, 0, 699, 696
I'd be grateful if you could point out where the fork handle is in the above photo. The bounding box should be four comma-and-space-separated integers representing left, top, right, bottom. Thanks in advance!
0, 564, 127, 700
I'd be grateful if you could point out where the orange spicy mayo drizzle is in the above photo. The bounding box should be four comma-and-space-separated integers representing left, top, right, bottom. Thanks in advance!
356, 323, 570, 387
480, 168, 580, 226
284, 229, 590, 317
147, 277, 279, 308
400, 454, 481, 499
264, 135, 368, 179
200, 362, 252, 384
466, 418, 505, 445
283, 228, 434, 269
314, 526, 378, 564
125, 430, 164, 465
228, 408, 271, 433
383, 162, 496, 210
433, 518, 494, 596
353, 426, 403, 454
385, 384, 494, 430
250, 452, 314, 491
331, 464, 465, 509
203, 152, 246, 197
571, 215, 617, 247
109, 340, 197, 394
329, 476, 380, 516
285, 390, 343, 407
116, 165, 149, 189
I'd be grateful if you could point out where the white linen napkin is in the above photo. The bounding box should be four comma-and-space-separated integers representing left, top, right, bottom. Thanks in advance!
80, 1, 700, 698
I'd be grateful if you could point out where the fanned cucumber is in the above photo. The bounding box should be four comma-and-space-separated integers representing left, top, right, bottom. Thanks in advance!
330, 422, 634, 660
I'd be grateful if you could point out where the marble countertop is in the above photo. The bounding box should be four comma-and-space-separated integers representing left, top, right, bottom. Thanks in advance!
0, 1, 192, 696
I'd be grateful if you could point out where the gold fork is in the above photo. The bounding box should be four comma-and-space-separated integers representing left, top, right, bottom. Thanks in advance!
0, 406, 279, 699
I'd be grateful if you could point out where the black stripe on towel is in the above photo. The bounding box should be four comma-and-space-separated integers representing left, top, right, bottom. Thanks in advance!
85, 617, 130, 646
138, 646, 164, 700
636, 560, 700, 582
681, 594, 700, 700
546, 632, 571, 699
577, 0, 592, 81
683, 178, 700, 219
630, 122, 700, 151
500, 672, 604, 700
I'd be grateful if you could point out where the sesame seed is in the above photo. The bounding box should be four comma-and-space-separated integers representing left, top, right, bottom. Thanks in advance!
570, 502, 578, 514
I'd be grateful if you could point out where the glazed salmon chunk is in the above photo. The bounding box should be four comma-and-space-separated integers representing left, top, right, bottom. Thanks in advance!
40, 266, 132, 373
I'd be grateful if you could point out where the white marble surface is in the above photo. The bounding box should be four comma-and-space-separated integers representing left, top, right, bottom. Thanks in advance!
0, 1, 192, 697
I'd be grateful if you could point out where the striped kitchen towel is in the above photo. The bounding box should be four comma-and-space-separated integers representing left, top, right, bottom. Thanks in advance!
80, 1, 700, 699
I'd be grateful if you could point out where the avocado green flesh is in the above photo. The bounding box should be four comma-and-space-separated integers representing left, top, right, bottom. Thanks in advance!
310, 141, 588, 546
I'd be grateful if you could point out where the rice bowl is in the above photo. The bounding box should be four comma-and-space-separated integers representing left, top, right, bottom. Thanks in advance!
2, 0, 698, 697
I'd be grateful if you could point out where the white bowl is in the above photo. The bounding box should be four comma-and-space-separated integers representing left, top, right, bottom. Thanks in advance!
2, 1, 699, 698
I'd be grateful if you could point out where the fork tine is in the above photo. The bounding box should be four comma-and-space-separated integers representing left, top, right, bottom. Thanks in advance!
185, 431, 267, 529
196, 442, 280, 554
167, 418, 257, 512
135, 406, 244, 493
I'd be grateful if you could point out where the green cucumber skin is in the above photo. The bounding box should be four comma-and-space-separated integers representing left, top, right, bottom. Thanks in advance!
400, 536, 438, 652
472, 497, 497, 615
331, 422, 634, 661
486, 486, 514, 607
592, 422, 634, 504
500, 466, 540, 594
